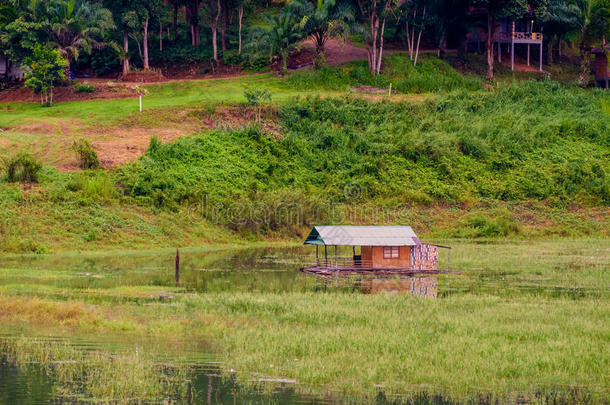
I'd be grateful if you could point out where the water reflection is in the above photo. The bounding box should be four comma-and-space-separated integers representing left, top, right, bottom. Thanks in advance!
360, 277, 437, 297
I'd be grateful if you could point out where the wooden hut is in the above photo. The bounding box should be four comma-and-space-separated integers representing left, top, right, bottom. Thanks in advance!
301, 226, 451, 276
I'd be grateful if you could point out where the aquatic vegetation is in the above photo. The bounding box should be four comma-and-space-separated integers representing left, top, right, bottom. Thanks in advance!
0, 241, 607, 403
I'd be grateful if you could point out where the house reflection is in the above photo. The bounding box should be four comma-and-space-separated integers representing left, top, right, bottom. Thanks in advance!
360, 276, 437, 298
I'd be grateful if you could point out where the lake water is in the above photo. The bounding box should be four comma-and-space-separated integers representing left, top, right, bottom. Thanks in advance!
0, 244, 606, 403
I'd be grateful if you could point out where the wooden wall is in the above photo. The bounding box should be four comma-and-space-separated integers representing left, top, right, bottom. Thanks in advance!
361, 246, 412, 268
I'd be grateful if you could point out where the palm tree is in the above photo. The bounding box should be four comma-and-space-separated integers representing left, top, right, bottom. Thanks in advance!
540, 0, 580, 64
44, 0, 115, 77
574, 0, 609, 86
249, 11, 305, 75
289, 0, 356, 61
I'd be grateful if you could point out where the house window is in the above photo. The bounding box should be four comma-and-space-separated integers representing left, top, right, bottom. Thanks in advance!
383, 246, 399, 259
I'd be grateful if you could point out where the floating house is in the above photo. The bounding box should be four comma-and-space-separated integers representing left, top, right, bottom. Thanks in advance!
301, 226, 451, 276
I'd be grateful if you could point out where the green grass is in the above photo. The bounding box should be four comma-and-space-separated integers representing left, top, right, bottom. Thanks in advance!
0, 240, 607, 402
0, 58, 609, 252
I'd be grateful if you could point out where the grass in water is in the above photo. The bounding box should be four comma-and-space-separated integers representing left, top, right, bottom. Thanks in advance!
0, 240, 607, 403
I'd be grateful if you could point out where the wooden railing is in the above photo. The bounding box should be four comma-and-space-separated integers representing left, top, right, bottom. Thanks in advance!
498, 31, 543, 41
315, 257, 374, 269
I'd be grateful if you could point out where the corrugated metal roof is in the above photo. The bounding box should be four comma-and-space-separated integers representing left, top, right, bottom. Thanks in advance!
304, 226, 420, 246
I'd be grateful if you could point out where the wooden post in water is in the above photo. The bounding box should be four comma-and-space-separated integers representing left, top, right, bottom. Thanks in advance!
175, 248, 180, 287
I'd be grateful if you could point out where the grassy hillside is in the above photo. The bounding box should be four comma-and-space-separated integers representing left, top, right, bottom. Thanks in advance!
0, 56, 609, 252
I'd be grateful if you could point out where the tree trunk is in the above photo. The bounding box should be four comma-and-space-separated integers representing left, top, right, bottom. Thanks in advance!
547, 37, 553, 65
173, 3, 178, 40
438, 31, 447, 59
579, 45, 591, 87
369, 14, 378, 74
281, 51, 288, 75
122, 27, 130, 76
408, 8, 416, 59
413, 6, 425, 67
143, 18, 150, 70
238, 6, 243, 54
160, 21, 163, 52
221, 4, 227, 52
486, 13, 495, 81
376, 17, 385, 74
212, 0, 221, 61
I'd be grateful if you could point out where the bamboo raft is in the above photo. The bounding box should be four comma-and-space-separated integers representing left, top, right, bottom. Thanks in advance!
300, 266, 460, 278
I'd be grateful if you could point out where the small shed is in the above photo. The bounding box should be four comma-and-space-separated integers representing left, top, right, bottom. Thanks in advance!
302, 225, 450, 275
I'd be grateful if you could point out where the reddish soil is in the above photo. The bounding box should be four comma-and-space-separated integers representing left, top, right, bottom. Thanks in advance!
119, 70, 167, 83
87, 105, 281, 168
291, 38, 369, 67
162, 61, 243, 80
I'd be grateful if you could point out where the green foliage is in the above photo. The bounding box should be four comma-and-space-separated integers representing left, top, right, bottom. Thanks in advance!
23, 44, 68, 106
72, 138, 99, 169
115, 79, 609, 234
243, 87, 271, 106
244, 87, 271, 121
4, 153, 43, 184
286, 56, 483, 93
247, 10, 305, 75
75, 81, 95, 93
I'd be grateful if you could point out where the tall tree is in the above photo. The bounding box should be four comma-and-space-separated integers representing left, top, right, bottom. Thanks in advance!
428, 0, 470, 59
290, 0, 356, 61
540, 0, 580, 64
356, 0, 401, 75
248, 10, 305, 74
104, 0, 145, 75
185, 0, 202, 46
0, 0, 48, 63
574, 0, 609, 86
45, 0, 115, 76
128, 0, 162, 70
471, 0, 543, 80
204, 0, 221, 60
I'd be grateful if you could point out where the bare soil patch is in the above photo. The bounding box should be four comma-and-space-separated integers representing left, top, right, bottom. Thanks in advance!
351, 85, 389, 94
288, 38, 369, 69
92, 127, 188, 167
119, 70, 167, 83
85, 105, 281, 168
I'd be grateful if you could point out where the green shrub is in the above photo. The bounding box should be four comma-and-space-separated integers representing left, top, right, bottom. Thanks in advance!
72, 139, 99, 169
5, 153, 42, 183
115, 81, 610, 235
62, 171, 119, 205
76, 82, 95, 93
